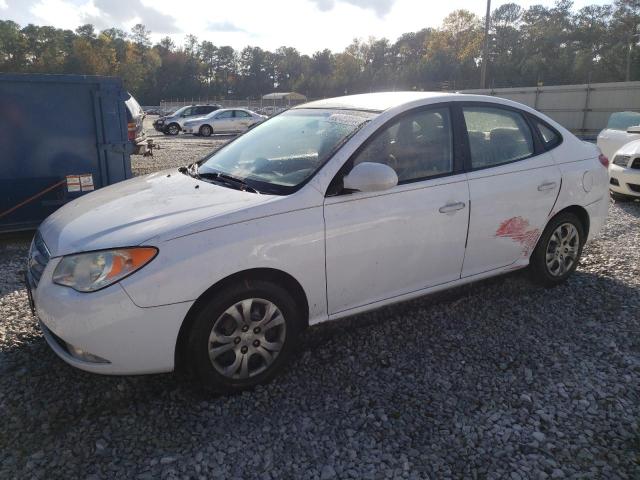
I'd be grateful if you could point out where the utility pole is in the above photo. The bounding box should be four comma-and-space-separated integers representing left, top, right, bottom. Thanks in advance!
626, 25, 640, 82
480, 0, 492, 89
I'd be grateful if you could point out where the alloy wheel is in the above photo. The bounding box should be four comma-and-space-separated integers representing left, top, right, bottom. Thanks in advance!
545, 222, 580, 277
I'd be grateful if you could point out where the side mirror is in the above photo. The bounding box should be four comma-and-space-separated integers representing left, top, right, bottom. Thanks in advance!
627, 125, 640, 134
343, 162, 398, 193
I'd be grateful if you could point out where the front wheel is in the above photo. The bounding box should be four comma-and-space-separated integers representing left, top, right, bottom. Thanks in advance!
199, 124, 213, 137
165, 123, 180, 135
529, 212, 585, 287
186, 280, 303, 393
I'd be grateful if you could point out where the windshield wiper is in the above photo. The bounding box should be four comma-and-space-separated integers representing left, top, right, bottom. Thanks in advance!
196, 168, 259, 194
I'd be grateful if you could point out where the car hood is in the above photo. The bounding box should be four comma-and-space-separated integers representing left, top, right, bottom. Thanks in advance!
614, 138, 640, 156
39, 170, 277, 257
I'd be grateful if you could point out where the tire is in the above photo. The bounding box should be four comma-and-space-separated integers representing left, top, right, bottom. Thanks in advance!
199, 124, 213, 137
186, 279, 303, 393
529, 212, 585, 287
610, 190, 635, 202
165, 123, 180, 135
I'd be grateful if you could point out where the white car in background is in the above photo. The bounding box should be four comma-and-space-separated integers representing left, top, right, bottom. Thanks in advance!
28, 92, 608, 392
597, 112, 640, 159
607, 139, 640, 200
183, 108, 267, 137
596, 112, 640, 201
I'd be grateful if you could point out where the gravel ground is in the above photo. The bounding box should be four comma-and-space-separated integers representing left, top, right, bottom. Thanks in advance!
130, 116, 232, 176
1, 133, 639, 479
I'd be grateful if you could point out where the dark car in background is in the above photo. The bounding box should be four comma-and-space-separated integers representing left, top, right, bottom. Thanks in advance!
153, 104, 222, 135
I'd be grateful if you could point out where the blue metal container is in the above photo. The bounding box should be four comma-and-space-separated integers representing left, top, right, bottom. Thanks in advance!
0, 74, 132, 233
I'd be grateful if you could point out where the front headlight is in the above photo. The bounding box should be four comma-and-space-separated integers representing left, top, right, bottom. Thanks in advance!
53, 247, 158, 292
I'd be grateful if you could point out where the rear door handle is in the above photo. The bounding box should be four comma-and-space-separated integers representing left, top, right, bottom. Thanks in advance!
439, 202, 466, 213
537, 182, 557, 191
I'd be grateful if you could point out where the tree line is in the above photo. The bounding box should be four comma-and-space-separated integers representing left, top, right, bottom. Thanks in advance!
0, 0, 639, 105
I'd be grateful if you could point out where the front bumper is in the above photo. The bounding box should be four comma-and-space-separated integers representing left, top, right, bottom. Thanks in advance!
609, 165, 640, 197
33, 257, 193, 375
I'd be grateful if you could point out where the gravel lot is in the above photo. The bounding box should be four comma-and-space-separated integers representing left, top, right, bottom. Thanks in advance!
0, 123, 639, 479
130, 116, 232, 176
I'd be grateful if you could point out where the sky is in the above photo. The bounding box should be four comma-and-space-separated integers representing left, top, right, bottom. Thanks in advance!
0, 0, 613, 54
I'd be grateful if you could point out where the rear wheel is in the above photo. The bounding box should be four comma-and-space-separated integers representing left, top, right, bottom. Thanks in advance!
529, 212, 585, 287
186, 280, 303, 393
199, 124, 213, 137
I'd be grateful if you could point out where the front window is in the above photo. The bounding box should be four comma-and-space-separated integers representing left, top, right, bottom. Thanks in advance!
199, 108, 377, 194
352, 107, 453, 183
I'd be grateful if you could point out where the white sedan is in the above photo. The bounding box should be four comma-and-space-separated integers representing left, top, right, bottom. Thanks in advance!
29, 92, 609, 392
607, 139, 640, 200
596, 111, 640, 160
182, 108, 266, 136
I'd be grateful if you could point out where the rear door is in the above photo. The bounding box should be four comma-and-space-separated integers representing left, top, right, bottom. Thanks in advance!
233, 110, 253, 130
460, 103, 561, 277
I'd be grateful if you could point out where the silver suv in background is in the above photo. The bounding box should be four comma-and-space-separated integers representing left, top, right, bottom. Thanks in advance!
153, 104, 222, 135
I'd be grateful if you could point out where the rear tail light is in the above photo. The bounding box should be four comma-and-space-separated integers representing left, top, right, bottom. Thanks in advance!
127, 122, 136, 141
598, 153, 609, 168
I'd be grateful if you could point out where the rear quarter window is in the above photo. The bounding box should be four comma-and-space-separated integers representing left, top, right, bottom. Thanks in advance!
531, 118, 562, 150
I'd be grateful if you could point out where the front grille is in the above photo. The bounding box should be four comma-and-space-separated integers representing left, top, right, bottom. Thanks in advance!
631, 158, 640, 169
27, 232, 51, 289
613, 155, 630, 167
628, 183, 640, 193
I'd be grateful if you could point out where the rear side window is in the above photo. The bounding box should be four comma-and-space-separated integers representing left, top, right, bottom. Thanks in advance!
234, 110, 251, 118
532, 119, 561, 149
463, 107, 534, 169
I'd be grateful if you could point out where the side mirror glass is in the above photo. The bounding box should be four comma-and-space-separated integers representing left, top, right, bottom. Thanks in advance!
627, 125, 640, 134
343, 162, 398, 193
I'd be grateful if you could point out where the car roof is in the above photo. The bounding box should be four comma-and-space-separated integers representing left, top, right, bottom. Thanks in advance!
296, 92, 458, 112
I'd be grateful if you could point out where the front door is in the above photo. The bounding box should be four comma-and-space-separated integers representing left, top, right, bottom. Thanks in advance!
460, 104, 562, 277
324, 105, 470, 315
213, 110, 235, 133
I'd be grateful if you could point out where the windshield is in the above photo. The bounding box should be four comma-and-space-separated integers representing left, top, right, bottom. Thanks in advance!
607, 111, 640, 131
199, 108, 378, 194
170, 106, 188, 117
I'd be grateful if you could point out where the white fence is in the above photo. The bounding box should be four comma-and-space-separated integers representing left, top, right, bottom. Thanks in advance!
155, 81, 640, 136
462, 81, 640, 138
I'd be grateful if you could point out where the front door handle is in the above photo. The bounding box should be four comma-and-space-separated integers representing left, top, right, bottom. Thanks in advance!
537, 182, 557, 191
439, 202, 466, 213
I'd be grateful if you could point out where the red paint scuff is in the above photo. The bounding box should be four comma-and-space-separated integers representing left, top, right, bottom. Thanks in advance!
495, 217, 540, 255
